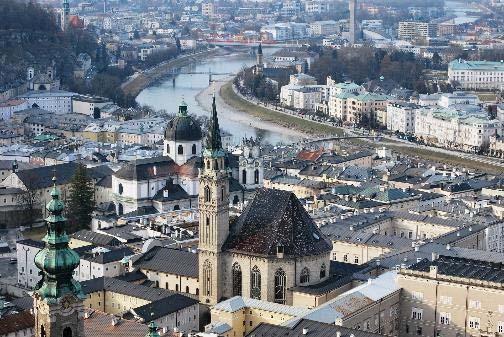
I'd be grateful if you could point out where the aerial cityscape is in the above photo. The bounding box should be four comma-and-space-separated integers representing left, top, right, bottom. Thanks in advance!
1, 0, 504, 337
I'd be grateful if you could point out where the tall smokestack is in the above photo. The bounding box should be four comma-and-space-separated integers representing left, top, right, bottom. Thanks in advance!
349, 0, 358, 44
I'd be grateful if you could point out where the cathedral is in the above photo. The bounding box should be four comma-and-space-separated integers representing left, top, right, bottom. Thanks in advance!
112, 100, 262, 216
197, 95, 333, 306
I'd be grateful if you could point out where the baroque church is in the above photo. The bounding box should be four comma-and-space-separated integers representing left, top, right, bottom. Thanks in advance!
112, 99, 263, 216
197, 96, 333, 306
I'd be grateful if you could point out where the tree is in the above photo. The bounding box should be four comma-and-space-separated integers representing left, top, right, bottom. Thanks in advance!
16, 173, 41, 229
66, 164, 95, 232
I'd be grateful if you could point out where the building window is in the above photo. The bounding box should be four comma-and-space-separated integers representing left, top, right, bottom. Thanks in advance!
440, 312, 451, 325
440, 296, 452, 305
469, 317, 480, 329
232, 262, 242, 297
242, 169, 247, 184
250, 266, 261, 300
416, 326, 422, 336
300, 267, 310, 284
192, 144, 197, 154
354, 256, 359, 264
118, 183, 123, 195
254, 169, 259, 184
63, 327, 72, 337
412, 291, 423, 301
274, 268, 286, 304
178, 144, 184, 155
204, 186, 211, 202
117, 203, 124, 215
320, 263, 326, 279
203, 260, 212, 297
343, 254, 348, 262
412, 308, 423, 320
469, 300, 481, 309
498, 321, 504, 333
166, 144, 170, 154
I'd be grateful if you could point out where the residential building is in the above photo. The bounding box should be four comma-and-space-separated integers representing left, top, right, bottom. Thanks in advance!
386, 102, 418, 134
398, 21, 438, 40
17, 90, 77, 114
448, 59, 504, 90
398, 255, 504, 337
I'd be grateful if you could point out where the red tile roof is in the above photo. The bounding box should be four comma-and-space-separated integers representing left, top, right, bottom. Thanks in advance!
0, 311, 34, 335
296, 149, 324, 162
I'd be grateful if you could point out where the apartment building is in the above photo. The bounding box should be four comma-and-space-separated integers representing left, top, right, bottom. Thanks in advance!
398, 255, 504, 337
386, 102, 418, 134
398, 22, 438, 40
415, 107, 502, 152
448, 60, 504, 90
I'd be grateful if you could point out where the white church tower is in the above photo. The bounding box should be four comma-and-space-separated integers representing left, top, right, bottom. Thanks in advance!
238, 137, 263, 189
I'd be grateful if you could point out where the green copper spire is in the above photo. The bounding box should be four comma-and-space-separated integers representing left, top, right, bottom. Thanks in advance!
178, 99, 188, 116
34, 175, 84, 303
145, 322, 160, 337
204, 94, 224, 157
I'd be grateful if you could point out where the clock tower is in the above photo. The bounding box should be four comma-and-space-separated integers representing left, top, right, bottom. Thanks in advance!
198, 95, 229, 305
33, 176, 86, 337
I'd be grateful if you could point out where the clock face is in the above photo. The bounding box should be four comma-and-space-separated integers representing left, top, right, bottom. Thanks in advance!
61, 297, 71, 309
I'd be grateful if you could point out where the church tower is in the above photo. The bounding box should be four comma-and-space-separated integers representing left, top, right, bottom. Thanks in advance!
198, 95, 229, 305
61, 0, 70, 31
239, 137, 263, 190
33, 176, 86, 337
255, 43, 263, 76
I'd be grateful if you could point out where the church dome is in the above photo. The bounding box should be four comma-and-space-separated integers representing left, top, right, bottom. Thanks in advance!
164, 102, 202, 142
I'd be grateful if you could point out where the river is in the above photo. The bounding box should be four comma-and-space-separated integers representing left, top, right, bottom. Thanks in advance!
136, 48, 303, 145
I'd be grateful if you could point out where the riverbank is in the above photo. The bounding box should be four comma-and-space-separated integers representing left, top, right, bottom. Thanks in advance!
195, 79, 306, 142
220, 81, 345, 137
122, 48, 221, 97
220, 79, 504, 174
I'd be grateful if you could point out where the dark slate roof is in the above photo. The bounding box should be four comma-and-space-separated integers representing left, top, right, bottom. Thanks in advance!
229, 176, 244, 192
72, 230, 122, 247
114, 156, 177, 181
114, 270, 147, 283
15, 162, 111, 189
409, 255, 504, 282
17, 239, 45, 249
248, 319, 383, 337
122, 206, 158, 217
133, 246, 199, 278
83, 246, 134, 264
152, 179, 190, 201
224, 188, 332, 257
164, 114, 202, 141
10, 296, 34, 311
131, 294, 198, 321
80, 277, 197, 301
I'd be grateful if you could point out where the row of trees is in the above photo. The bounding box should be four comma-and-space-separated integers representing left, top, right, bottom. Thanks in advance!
309, 47, 430, 92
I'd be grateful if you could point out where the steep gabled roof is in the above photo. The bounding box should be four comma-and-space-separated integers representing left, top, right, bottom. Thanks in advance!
224, 188, 332, 257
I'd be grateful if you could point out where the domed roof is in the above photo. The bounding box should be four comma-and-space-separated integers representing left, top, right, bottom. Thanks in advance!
164, 102, 202, 142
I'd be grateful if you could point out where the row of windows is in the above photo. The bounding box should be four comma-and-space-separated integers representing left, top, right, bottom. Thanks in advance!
412, 293, 504, 312
166, 143, 198, 156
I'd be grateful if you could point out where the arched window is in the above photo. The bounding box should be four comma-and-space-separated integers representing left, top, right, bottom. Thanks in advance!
233, 195, 240, 205
192, 144, 197, 154
300, 267, 310, 284
320, 263, 327, 279
118, 183, 123, 195
274, 268, 286, 304
41, 325, 46, 337
242, 169, 247, 184
178, 144, 184, 155
173, 205, 180, 211
117, 203, 124, 215
166, 144, 170, 154
204, 186, 211, 202
203, 260, 212, 297
250, 266, 261, 300
185, 286, 189, 293
206, 160, 210, 170
221, 187, 224, 201
232, 262, 242, 296
214, 160, 219, 170
254, 169, 260, 184
63, 327, 72, 337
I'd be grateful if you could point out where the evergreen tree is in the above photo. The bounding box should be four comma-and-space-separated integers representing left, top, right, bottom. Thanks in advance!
67, 164, 95, 232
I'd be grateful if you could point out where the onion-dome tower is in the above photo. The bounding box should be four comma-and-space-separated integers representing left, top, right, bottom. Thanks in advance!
33, 176, 85, 337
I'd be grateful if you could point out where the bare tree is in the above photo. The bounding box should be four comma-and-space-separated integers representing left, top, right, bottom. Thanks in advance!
16, 173, 41, 229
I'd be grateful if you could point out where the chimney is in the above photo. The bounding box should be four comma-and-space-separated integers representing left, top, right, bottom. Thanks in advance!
84, 311, 90, 319
163, 190, 169, 198
431, 252, 438, 261
302, 328, 309, 335
446, 244, 451, 250
336, 332, 341, 337
111, 317, 119, 326
414, 245, 419, 252
429, 265, 438, 278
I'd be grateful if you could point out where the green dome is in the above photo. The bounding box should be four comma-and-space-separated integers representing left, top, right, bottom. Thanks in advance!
34, 176, 84, 301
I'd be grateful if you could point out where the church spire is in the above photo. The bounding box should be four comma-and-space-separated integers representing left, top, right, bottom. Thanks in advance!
145, 322, 160, 337
204, 94, 223, 156
34, 175, 84, 302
